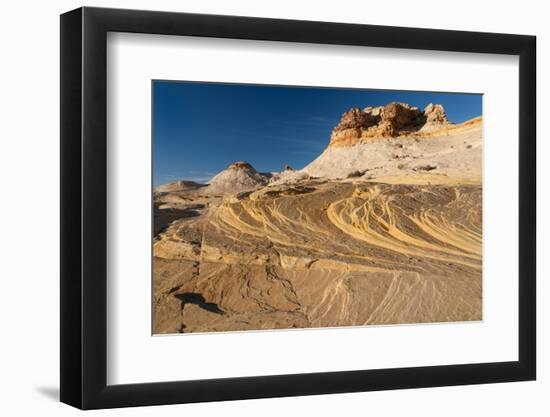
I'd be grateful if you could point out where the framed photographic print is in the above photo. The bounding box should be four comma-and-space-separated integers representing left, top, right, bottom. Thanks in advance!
60, 6, 536, 409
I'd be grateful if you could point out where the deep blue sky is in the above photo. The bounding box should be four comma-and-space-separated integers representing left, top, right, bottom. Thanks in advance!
153, 81, 482, 186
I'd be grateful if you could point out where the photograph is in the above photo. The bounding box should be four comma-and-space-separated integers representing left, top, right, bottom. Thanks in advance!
1, 0, 543, 413
152, 82, 483, 334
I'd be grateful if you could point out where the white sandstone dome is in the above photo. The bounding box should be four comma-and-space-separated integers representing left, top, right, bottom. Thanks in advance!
207, 161, 269, 195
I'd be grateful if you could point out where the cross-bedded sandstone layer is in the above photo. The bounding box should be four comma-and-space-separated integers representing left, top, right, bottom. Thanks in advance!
153, 180, 481, 333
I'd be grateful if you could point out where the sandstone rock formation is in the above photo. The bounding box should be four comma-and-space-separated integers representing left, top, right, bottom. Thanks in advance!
206, 161, 269, 195
424, 103, 448, 125
228, 161, 254, 170
304, 107, 480, 181
153, 180, 482, 334
329, 102, 450, 147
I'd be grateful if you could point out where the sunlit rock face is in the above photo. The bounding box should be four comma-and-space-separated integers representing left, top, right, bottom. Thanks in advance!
152, 102, 482, 334
305, 115, 481, 180
424, 103, 449, 125
329, 102, 450, 147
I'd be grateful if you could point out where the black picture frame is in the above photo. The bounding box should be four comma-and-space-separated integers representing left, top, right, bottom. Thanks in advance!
60, 6, 536, 410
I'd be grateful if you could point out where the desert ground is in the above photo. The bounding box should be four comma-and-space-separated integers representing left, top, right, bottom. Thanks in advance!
153, 102, 482, 334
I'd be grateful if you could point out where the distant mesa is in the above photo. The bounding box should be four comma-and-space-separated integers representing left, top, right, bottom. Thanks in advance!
155, 180, 205, 193
329, 102, 449, 147
207, 161, 270, 195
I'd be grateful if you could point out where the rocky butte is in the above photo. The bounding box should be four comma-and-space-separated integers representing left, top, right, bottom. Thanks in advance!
303, 102, 482, 181
152, 102, 483, 334
329, 102, 449, 147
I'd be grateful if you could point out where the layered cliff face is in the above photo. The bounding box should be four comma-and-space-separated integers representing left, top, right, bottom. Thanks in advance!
153, 102, 483, 334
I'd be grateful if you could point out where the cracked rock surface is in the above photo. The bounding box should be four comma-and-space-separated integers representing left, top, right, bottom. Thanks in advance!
153, 180, 481, 333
